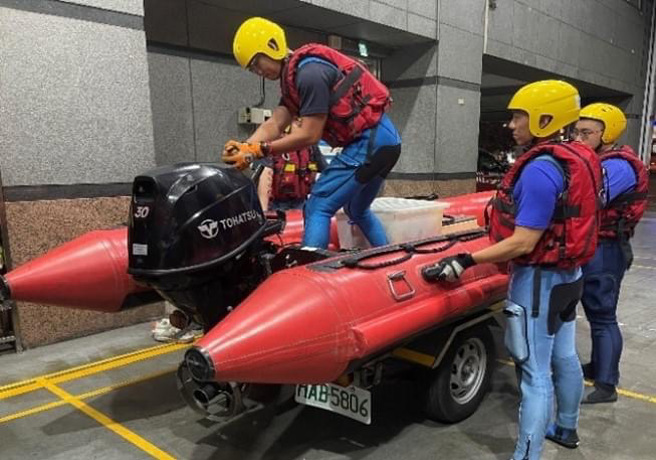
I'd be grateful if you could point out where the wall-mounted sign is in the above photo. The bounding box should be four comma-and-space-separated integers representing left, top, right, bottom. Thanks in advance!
358, 41, 368, 58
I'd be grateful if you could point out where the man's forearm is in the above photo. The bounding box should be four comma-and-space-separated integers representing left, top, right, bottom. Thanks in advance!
247, 119, 282, 144
266, 131, 318, 155
472, 230, 542, 265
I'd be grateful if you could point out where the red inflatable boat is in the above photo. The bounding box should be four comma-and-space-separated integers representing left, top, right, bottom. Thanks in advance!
0, 159, 504, 425
188, 230, 507, 384
0, 191, 494, 313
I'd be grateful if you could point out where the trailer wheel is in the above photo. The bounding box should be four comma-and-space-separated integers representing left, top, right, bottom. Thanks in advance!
423, 325, 494, 423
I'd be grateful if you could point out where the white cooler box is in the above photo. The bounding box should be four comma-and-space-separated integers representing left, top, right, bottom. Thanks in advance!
336, 197, 450, 249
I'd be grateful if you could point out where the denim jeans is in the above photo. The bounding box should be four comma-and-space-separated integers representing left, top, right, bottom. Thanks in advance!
302, 114, 401, 249
581, 239, 627, 386
507, 265, 584, 460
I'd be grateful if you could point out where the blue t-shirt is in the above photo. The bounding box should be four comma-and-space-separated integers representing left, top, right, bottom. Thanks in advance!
602, 158, 637, 205
281, 57, 340, 116
513, 157, 565, 230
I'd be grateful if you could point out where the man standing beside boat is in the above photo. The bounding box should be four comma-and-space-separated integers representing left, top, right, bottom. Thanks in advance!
423, 80, 603, 459
572, 103, 648, 404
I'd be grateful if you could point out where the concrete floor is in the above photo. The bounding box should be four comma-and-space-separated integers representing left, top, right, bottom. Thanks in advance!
1, 214, 655, 460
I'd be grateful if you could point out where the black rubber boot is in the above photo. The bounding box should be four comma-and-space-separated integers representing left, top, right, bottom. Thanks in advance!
582, 383, 618, 404
545, 424, 580, 449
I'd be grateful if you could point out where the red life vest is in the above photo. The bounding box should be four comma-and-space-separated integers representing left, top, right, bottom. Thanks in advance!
488, 141, 603, 269
271, 146, 319, 201
280, 44, 391, 147
599, 145, 649, 240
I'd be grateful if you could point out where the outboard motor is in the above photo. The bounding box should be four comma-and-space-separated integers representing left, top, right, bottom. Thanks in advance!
127, 163, 271, 329
127, 162, 336, 423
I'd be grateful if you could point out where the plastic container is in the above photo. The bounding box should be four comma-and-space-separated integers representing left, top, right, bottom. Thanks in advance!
441, 215, 479, 235
336, 197, 449, 249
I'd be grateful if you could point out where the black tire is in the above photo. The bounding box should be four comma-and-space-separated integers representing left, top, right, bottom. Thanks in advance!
422, 325, 495, 423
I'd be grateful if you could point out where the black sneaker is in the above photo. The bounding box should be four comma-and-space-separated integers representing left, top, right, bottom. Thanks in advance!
581, 362, 595, 380
582, 385, 618, 404
545, 424, 580, 449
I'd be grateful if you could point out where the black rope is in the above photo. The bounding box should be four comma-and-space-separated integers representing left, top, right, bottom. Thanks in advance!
343, 252, 413, 270
336, 230, 486, 270
340, 244, 413, 270
412, 239, 457, 254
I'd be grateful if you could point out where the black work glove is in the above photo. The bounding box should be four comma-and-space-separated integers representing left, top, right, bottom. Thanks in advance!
422, 253, 476, 282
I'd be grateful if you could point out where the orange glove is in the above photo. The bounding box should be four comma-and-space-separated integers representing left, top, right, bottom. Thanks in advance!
221, 140, 270, 170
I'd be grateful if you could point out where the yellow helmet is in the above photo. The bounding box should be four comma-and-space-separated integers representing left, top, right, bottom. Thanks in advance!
508, 80, 581, 138
233, 17, 288, 69
580, 103, 627, 144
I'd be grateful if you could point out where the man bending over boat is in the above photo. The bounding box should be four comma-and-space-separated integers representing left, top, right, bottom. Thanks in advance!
223, 17, 401, 249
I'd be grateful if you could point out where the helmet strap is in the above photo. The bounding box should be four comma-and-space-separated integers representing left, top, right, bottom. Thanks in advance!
599, 143, 616, 154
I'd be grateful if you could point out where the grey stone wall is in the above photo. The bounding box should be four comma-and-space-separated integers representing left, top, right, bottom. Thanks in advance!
487, 0, 647, 94
301, 0, 437, 40
486, 0, 651, 148
59, 0, 143, 16
146, 47, 282, 166
0, 0, 154, 186
384, 0, 484, 179
0, 0, 160, 348
0, 0, 155, 187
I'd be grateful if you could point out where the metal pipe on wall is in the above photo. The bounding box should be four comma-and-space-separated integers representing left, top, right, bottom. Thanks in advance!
639, 0, 656, 165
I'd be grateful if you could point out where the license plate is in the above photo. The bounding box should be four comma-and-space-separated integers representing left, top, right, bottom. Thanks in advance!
295, 383, 371, 425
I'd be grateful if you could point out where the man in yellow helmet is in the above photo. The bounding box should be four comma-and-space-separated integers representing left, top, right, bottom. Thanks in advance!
223, 17, 401, 249
423, 80, 603, 458
573, 103, 649, 404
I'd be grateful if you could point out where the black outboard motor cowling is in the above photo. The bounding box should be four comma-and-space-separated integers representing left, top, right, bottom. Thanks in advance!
127, 163, 268, 328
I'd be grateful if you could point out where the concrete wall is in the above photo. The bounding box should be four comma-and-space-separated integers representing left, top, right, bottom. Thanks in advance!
0, 0, 162, 348
147, 49, 282, 166
487, 0, 646, 94
304, 0, 437, 41
486, 0, 651, 148
381, 0, 481, 195
0, 0, 155, 187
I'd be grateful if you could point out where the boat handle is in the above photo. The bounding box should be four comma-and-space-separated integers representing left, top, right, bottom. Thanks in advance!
387, 270, 416, 301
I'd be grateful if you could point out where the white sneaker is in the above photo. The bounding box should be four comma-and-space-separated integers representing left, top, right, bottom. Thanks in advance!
152, 317, 202, 343
152, 318, 181, 342
152, 318, 173, 333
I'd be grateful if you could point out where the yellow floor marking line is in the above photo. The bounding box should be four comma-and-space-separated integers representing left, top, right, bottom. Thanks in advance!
0, 368, 177, 424
0, 342, 182, 392
496, 359, 656, 404
0, 342, 189, 400
0, 382, 44, 400
75, 368, 177, 400
616, 388, 656, 404
40, 378, 176, 460
0, 399, 68, 424
632, 264, 656, 270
